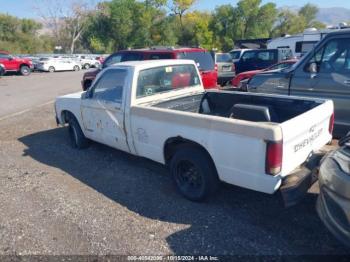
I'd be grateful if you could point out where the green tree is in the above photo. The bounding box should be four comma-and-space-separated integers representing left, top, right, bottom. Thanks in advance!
272, 4, 325, 37
210, 5, 235, 51
0, 13, 53, 53
299, 3, 325, 29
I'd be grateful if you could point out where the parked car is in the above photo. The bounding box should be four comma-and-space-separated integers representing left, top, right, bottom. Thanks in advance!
317, 132, 350, 247
75, 55, 101, 69
0, 63, 5, 76
212, 52, 235, 86
0, 51, 33, 76
81, 47, 217, 91
55, 59, 333, 204
247, 29, 350, 138
231, 60, 298, 88
229, 49, 252, 62
37, 58, 81, 72
234, 48, 293, 75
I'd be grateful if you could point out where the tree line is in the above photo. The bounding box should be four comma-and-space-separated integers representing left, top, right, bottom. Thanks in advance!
0, 0, 325, 54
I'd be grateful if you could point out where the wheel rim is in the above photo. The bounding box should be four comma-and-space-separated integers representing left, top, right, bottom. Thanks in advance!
49, 67, 54, 72
175, 160, 203, 193
22, 67, 29, 74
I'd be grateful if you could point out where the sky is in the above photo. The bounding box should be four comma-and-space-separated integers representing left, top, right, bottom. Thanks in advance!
0, 0, 350, 19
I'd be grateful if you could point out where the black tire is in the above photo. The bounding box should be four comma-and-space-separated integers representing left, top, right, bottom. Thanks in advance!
73, 65, 80, 71
48, 66, 55, 73
67, 115, 89, 149
20, 65, 31, 76
84, 63, 90, 69
83, 80, 92, 91
170, 145, 220, 201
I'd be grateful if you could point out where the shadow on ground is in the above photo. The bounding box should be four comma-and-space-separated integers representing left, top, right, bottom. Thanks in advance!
18, 127, 349, 255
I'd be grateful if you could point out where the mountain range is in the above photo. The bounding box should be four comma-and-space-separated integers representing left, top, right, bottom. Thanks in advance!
316, 7, 350, 25
283, 6, 350, 26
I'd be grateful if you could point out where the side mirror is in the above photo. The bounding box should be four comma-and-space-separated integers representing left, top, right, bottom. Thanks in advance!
308, 62, 318, 74
81, 91, 90, 99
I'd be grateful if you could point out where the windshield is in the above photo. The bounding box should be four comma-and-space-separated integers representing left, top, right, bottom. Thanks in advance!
216, 53, 232, 63
230, 51, 241, 60
136, 64, 200, 98
177, 52, 214, 71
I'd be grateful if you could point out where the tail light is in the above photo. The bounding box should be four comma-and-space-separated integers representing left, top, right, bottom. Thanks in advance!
329, 112, 334, 134
231, 63, 235, 72
266, 141, 283, 175
214, 64, 218, 71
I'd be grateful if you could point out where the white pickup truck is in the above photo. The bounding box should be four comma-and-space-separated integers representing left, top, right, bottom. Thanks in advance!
55, 60, 334, 206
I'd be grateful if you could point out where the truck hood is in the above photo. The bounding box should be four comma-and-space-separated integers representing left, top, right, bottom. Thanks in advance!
83, 68, 99, 78
58, 91, 85, 99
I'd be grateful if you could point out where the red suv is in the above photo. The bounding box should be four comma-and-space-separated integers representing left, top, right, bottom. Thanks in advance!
82, 47, 217, 90
0, 51, 33, 76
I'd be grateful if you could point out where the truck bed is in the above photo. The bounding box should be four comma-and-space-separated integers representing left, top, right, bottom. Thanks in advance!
152, 91, 321, 124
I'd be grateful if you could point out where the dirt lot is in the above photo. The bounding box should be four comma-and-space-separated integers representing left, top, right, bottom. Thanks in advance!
0, 72, 349, 256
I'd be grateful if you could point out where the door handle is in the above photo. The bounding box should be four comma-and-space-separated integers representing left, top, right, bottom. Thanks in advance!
344, 80, 350, 85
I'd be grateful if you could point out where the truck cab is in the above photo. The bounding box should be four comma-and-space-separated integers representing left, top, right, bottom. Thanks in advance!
248, 30, 350, 138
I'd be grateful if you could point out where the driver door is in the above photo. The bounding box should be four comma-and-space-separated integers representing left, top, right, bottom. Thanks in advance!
81, 68, 130, 152
291, 37, 350, 136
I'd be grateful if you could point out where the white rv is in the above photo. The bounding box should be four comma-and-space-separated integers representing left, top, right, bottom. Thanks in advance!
268, 24, 349, 58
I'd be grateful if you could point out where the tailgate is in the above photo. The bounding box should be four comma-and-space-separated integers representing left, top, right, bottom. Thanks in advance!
280, 100, 333, 177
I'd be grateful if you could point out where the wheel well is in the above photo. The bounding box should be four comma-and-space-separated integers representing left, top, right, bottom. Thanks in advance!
163, 137, 216, 169
20, 64, 29, 69
61, 110, 75, 124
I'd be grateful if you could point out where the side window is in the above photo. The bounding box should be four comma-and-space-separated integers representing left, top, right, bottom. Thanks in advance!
103, 54, 123, 68
149, 53, 172, 59
241, 52, 255, 61
0, 53, 10, 59
91, 69, 127, 103
257, 51, 275, 62
318, 39, 350, 73
121, 53, 143, 62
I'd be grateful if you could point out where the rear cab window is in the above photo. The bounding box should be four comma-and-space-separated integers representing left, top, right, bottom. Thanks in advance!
216, 53, 232, 63
136, 64, 201, 98
177, 51, 214, 71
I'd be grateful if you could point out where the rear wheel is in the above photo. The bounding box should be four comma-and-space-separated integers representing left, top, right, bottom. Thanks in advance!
48, 66, 55, 73
170, 145, 220, 201
67, 115, 89, 149
20, 65, 31, 76
73, 65, 80, 71
83, 63, 90, 69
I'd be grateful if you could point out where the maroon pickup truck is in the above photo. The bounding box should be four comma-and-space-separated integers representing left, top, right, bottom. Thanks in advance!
0, 51, 33, 76
81, 47, 218, 90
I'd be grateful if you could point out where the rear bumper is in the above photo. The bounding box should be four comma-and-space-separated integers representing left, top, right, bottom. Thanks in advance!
217, 75, 235, 85
279, 152, 324, 207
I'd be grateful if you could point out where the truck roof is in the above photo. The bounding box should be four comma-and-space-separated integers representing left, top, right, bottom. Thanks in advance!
109, 59, 196, 69
326, 29, 350, 37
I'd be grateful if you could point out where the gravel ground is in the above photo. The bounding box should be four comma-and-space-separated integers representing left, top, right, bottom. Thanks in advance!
0, 72, 349, 257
